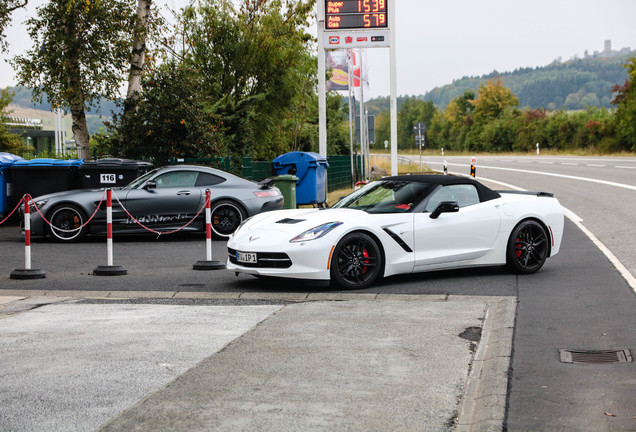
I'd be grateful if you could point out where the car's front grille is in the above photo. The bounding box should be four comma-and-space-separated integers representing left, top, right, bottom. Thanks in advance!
228, 248, 292, 268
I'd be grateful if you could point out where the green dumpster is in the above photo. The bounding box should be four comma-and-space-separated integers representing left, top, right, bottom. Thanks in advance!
272, 175, 298, 209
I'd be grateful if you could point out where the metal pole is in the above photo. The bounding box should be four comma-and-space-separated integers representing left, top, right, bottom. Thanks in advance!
348, 49, 355, 187
419, 124, 423, 172
389, 0, 398, 176
317, 1, 327, 157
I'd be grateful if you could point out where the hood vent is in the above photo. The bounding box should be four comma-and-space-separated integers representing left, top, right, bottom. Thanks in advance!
276, 218, 305, 224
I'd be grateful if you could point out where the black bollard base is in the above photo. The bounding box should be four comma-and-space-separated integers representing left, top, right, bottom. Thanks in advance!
193, 260, 226, 271
93, 265, 127, 276
10, 268, 46, 280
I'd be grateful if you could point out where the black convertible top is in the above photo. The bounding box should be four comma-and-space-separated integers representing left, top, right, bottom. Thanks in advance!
383, 174, 501, 202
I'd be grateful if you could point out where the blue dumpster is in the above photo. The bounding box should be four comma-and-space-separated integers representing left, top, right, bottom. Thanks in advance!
0, 153, 25, 218
272, 151, 329, 206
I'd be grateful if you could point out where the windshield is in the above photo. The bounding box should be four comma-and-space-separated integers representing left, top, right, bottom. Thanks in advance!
332, 180, 437, 213
123, 168, 160, 190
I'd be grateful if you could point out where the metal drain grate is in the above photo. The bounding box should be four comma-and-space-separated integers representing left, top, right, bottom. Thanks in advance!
559, 349, 632, 364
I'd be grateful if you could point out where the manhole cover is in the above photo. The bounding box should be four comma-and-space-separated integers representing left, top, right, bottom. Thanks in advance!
559, 349, 632, 364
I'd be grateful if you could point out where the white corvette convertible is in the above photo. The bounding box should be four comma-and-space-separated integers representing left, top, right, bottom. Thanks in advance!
227, 175, 564, 289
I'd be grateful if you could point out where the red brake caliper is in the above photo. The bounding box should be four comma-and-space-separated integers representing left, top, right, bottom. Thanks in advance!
362, 249, 369, 274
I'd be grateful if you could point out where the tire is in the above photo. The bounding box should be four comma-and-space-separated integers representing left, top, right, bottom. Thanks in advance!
330, 232, 384, 289
46, 204, 88, 242
505, 219, 549, 274
210, 199, 247, 239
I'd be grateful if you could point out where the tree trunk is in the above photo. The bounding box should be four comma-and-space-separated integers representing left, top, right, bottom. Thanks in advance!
70, 106, 91, 160
125, 0, 152, 107
62, 7, 91, 160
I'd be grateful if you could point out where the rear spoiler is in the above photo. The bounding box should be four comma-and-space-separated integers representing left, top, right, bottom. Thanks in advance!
258, 178, 274, 189
496, 190, 555, 198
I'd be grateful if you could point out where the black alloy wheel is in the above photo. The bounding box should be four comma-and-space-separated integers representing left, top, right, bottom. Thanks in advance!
47, 204, 88, 242
506, 219, 549, 274
210, 199, 246, 239
331, 232, 383, 289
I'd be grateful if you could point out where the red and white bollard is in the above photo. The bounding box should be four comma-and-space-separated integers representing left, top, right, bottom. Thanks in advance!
93, 188, 127, 276
11, 195, 46, 279
193, 189, 225, 270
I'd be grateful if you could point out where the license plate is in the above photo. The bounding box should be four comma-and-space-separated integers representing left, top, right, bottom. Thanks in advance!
236, 251, 257, 264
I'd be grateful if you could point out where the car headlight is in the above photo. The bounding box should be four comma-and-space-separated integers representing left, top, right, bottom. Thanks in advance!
290, 222, 342, 243
30, 199, 48, 212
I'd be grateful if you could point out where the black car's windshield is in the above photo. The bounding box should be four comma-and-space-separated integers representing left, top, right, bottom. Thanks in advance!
123, 169, 159, 190
332, 180, 437, 213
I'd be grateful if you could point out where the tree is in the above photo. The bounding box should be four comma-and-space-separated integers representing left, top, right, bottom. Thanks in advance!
108, 62, 226, 161
0, 87, 25, 152
396, 97, 435, 149
0, 0, 27, 53
13, 0, 137, 159
173, 0, 317, 160
611, 56, 636, 151
470, 77, 519, 123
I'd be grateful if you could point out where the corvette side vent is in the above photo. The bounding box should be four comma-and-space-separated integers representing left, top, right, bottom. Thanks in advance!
276, 218, 305, 224
383, 228, 413, 253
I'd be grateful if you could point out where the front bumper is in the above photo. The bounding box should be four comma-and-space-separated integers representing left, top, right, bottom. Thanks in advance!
226, 239, 333, 281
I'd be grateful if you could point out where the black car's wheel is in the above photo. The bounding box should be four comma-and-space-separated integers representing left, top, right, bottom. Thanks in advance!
505, 219, 549, 274
331, 232, 383, 289
47, 204, 88, 242
210, 199, 247, 239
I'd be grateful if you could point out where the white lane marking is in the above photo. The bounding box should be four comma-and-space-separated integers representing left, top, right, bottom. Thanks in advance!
587, 164, 606, 167
561, 163, 578, 166
423, 160, 636, 191
615, 166, 635, 170
435, 169, 636, 293
538, 161, 554, 164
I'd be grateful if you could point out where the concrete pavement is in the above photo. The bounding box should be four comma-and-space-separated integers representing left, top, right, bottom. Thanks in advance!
0, 292, 515, 431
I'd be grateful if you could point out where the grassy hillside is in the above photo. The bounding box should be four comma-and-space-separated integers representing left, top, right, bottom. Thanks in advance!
422, 52, 633, 110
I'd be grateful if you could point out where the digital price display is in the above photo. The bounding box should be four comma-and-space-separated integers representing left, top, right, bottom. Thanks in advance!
325, 0, 388, 29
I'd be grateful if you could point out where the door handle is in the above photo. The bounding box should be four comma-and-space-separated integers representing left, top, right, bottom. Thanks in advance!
176, 190, 191, 196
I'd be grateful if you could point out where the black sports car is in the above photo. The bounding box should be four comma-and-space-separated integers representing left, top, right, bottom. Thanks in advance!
21, 165, 283, 242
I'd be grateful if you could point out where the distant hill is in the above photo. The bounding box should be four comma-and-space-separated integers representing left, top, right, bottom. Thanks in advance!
6, 86, 119, 135
423, 53, 633, 110
362, 50, 634, 115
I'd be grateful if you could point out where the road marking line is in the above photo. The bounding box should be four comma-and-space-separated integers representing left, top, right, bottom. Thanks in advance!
433, 169, 636, 293
586, 164, 606, 167
423, 160, 636, 191
615, 166, 635, 170
561, 163, 578, 166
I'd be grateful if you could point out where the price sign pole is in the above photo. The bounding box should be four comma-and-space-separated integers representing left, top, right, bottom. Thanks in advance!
318, 0, 398, 176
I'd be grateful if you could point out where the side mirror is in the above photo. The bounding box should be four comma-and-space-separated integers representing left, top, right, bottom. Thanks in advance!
143, 180, 157, 190
430, 201, 460, 219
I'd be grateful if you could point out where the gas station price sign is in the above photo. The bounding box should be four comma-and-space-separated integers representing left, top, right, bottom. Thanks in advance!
325, 0, 388, 29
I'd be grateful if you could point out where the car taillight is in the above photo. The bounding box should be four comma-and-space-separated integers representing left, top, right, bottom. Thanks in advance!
253, 190, 280, 198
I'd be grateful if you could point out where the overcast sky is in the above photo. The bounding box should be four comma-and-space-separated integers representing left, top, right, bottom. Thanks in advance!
2, 0, 635, 100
